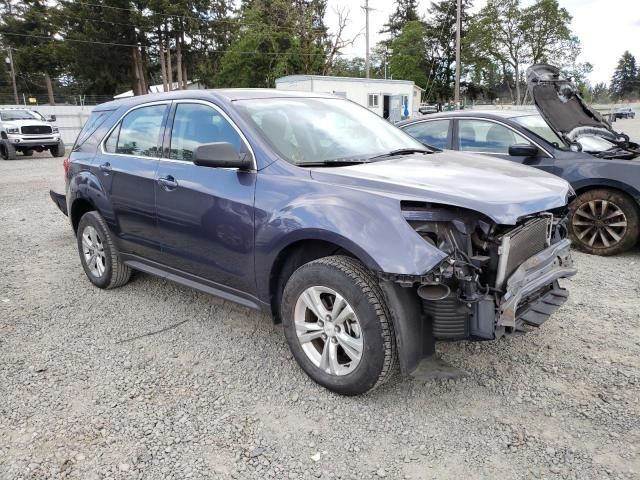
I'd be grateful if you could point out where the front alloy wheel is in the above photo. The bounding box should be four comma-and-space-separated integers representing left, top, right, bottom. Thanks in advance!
294, 286, 363, 376
281, 256, 397, 395
569, 189, 639, 255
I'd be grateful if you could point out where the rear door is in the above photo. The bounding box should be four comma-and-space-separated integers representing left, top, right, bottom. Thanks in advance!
94, 102, 169, 261
154, 100, 257, 295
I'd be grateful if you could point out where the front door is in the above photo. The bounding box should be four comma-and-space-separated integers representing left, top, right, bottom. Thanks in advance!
155, 101, 257, 295
95, 102, 169, 260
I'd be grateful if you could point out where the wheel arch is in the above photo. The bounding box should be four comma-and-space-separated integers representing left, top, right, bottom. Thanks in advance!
267, 237, 378, 323
70, 197, 96, 233
572, 179, 640, 208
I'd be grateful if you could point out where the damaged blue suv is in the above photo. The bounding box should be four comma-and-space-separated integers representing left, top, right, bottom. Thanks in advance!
51, 90, 576, 395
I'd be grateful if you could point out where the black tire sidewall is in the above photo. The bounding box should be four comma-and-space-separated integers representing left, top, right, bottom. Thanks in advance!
1, 140, 16, 160
569, 189, 639, 255
281, 260, 388, 396
51, 140, 65, 157
76, 212, 115, 288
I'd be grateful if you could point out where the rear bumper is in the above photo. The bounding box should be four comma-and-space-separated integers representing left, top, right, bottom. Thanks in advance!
49, 190, 68, 216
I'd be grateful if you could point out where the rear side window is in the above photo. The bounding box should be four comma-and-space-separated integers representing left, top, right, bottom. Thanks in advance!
73, 110, 113, 149
169, 103, 243, 162
402, 120, 449, 149
104, 104, 167, 157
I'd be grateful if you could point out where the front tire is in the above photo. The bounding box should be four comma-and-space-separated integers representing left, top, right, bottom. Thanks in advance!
50, 139, 65, 158
77, 211, 131, 289
281, 256, 397, 395
569, 189, 639, 255
0, 140, 16, 160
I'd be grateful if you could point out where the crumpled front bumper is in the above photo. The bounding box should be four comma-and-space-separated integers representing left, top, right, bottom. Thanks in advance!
498, 238, 576, 330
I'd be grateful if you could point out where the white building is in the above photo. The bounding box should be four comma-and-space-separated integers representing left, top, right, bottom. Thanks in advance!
275, 75, 424, 122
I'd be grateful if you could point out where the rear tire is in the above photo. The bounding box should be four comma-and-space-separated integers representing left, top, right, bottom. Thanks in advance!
50, 139, 65, 158
77, 211, 131, 289
569, 188, 639, 255
0, 140, 16, 160
23, 149, 34, 157
281, 255, 397, 395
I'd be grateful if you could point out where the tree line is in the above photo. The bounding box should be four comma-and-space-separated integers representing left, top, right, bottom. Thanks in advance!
0, 0, 638, 105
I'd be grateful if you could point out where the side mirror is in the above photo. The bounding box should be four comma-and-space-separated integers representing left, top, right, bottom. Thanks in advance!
508, 143, 538, 157
192, 142, 252, 170
47, 115, 56, 122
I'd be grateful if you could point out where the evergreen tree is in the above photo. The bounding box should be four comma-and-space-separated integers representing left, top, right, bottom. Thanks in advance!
389, 21, 429, 89
610, 51, 638, 100
380, 0, 421, 42
215, 0, 329, 88
0, 0, 63, 104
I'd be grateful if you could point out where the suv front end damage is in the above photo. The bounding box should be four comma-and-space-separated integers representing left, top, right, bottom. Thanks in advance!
381, 204, 576, 350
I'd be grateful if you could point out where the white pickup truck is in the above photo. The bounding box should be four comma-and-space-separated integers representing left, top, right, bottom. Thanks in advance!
0, 108, 65, 160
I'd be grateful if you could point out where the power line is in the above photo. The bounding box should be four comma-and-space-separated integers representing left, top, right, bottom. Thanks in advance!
57, 0, 326, 32
0, 32, 330, 56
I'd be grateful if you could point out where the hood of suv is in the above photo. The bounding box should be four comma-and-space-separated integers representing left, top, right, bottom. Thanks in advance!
527, 64, 639, 158
310, 151, 572, 225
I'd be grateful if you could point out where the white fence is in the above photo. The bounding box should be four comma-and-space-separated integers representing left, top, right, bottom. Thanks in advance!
1, 104, 95, 145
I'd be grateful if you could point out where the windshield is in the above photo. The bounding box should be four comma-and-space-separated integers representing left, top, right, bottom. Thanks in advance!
513, 114, 568, 149
234, 97, 427, 165
0, 110, 42, 121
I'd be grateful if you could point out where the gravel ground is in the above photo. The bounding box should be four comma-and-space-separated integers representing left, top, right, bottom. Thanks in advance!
1, 123, 640, 480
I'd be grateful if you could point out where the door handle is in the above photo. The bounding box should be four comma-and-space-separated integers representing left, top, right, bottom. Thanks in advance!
99, 162, 112, 173
157, 175, 178, 190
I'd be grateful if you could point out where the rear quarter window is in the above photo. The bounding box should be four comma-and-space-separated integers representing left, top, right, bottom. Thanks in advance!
73, 110, 114, 150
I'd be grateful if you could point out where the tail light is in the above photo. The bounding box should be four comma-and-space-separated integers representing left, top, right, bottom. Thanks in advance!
63, 157, 69, 177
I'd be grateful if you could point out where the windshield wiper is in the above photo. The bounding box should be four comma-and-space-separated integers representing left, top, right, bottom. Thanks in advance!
297, 159, 371, 167
368, 148, 432, 160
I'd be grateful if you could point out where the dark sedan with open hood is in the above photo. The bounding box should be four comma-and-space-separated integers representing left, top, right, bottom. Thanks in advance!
399, 64, 640, 256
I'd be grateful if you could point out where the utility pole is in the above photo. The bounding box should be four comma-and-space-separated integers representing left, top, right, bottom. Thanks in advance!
362, 0, 373, 78
6, 48, 19, 105
453, 0, 461, 106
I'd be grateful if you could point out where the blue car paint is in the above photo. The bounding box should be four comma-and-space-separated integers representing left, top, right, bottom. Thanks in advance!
61, 90, 574, 373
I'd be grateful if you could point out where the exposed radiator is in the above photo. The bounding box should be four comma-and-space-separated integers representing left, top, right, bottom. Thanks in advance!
495, 216, 551, 287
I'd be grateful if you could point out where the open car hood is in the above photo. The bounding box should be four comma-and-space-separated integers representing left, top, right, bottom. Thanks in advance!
527, 64, 639, 158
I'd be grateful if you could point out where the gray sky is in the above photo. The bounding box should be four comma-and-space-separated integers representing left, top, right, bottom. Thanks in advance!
326, 0, 640, 85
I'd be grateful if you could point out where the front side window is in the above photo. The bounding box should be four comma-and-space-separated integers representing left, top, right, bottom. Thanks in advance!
169, 103, 243, 162
368, 94, 379, 108
234, 97, 426, 165
458, 119, 530, 153
512, 114, 567, 148
104, 104, 167, 157
402, 120, 449, 149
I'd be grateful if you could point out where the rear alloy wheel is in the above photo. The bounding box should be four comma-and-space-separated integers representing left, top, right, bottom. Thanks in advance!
281, 256, 397, 395
569, 189, 639, 255
77, 211, 131, 289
